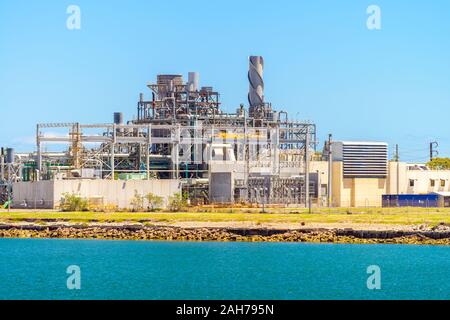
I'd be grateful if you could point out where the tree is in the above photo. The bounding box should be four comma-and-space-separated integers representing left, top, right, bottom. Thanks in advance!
146, 193, 163, 211
427, 157, 450, 170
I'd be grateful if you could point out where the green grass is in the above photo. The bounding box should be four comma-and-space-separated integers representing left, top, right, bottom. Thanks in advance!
1, 207, 450, 226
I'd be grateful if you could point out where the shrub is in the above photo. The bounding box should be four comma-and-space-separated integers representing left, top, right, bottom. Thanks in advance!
146, 193, 164, 211
130, 190, 145, 212
60, 193, 89, 212
168, 192, 188, 212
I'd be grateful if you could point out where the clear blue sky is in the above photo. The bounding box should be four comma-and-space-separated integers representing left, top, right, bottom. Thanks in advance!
1, 0, 449, 161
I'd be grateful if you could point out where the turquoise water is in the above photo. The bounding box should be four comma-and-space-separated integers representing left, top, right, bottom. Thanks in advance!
0, 238, 449, 300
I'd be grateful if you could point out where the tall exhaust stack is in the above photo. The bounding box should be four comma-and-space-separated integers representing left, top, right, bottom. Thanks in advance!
188, 72, 199, 92
248, 56, 264, 115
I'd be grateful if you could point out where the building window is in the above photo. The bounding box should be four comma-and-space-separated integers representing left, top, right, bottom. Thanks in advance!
430, 179, 436, 187
441, 180, 446, 187
409, 179, 415, 187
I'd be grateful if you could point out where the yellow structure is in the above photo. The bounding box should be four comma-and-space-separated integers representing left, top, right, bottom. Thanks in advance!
330, 141, 388, 207
309, 160, 329, 206
331, 160, 450, 207
332, 162, 387, 207
304, 141, 450, 208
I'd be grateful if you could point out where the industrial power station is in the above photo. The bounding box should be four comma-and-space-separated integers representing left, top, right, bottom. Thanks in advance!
2, 56, 449, 209
0, 56, 324, 209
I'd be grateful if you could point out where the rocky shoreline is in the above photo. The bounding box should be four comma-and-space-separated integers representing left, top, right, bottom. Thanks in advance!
1, 223, 450, 245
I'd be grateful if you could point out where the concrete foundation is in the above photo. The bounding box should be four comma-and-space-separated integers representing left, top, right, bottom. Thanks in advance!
12, 179, 181, 209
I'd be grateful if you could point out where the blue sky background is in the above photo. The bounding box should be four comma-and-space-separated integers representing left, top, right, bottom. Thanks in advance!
0, 0, 449, 161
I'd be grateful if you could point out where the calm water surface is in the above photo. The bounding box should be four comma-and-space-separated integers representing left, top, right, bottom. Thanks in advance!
0, 238, 449, 300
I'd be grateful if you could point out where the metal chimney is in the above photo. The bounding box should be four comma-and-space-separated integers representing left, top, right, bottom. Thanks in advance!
188, 72, 199, 92
248, 56, 264, 109
113, 112, 124, 125
6, 148, 15, 164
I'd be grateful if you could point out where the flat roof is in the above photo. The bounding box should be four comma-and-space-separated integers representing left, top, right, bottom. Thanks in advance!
432, 192, 450, 197
339, 141, 388, 146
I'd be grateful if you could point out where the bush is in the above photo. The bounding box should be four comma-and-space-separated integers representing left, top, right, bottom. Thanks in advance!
60, 193, 89, 212
130, 190, 145, 212
146, 193, 164, 211
168, 192, 188, 212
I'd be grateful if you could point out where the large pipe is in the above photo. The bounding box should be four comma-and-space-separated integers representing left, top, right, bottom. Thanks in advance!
188, 72, 199, 92
248, 56, 264, 108
113, 112, 123, 125
6, 148, 14, 164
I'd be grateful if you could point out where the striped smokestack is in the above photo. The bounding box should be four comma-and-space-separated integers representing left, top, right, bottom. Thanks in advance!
248, 56, 264, 109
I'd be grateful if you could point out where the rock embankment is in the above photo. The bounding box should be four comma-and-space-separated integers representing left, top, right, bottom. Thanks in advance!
1, 224, 450, 245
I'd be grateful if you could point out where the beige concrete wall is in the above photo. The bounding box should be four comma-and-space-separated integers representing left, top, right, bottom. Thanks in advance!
332, 161, 386, 207
12, 181, 55, 208
331, 161, 450, 206
332, 162, 348, 206
310, 161, 329, 182
387, 162, 408, 194
351, 178, 386, 207
13, 179, 181, 209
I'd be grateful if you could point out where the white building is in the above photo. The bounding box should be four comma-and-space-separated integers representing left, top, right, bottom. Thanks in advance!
387, 162, 450, 195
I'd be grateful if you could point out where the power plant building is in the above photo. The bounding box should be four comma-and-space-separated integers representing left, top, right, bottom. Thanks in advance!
1, 57, 449, 209
1, 57, 319, 209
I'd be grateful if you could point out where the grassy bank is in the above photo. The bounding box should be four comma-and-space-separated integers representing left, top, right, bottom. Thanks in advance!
1, 207, 450, 226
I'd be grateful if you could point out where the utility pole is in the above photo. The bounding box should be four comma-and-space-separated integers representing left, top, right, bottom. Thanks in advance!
7, 157, 11, 212
146, 124, 151, 180
305, 126, 310, 209
36, 124, 42, 180
316, 170, 321, 207
111, 124, 116, 180
0, 148, 4, 183
395, 144, 400, 195
327, 134, 333, 207
430, 141, 439, 162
